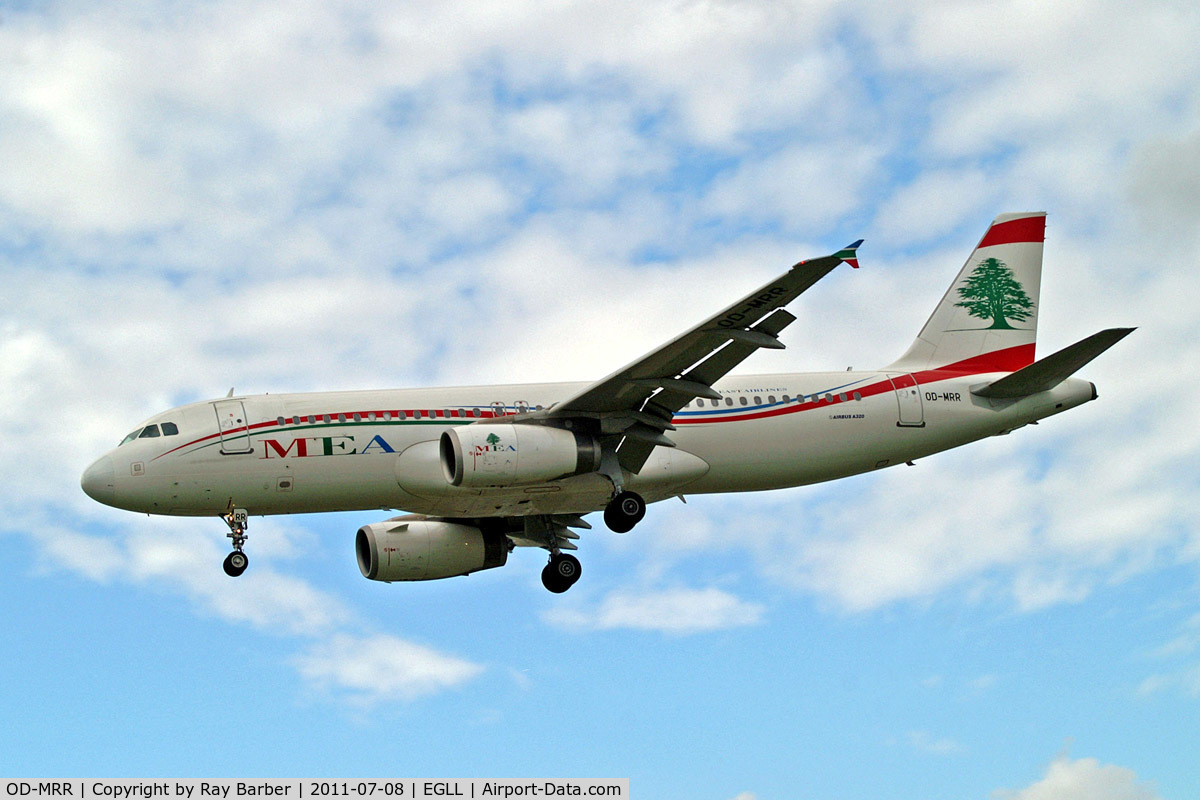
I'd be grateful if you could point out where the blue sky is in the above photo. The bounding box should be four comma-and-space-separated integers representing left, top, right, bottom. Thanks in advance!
2, 2, 1200, 798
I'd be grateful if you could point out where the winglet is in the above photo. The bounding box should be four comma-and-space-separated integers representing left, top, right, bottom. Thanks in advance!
835, 239, 864, 269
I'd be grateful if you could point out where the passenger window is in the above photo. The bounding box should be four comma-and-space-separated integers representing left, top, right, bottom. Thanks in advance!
725, 397, 733, 406
768, 395, 776, 404
138, 425, 161, 438
782, 395, 791, 403
161, 422, 179, 436
739, 397, 748, 406
853, 392, 862, 401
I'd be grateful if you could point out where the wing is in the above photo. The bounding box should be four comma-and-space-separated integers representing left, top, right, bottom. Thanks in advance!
534, 240, 863, 473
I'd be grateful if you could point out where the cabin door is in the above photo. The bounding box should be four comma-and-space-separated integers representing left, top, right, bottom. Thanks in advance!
213, 399, 255, 454
887, 374, 925, 427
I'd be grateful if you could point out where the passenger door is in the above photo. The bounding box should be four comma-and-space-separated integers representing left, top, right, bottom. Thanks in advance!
213, 399, 254, 454
887, 374, 925, 427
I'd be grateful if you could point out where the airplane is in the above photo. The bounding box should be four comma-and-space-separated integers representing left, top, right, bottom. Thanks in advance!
81, 212, 1132, 593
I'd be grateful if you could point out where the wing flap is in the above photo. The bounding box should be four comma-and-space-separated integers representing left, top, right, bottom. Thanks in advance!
683, 309, 797, 388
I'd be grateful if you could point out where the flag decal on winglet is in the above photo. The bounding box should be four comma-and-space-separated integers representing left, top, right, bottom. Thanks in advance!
835, 239, 864, 268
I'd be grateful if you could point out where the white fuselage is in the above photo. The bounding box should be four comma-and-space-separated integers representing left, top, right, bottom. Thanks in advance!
83, 369, 1096, 521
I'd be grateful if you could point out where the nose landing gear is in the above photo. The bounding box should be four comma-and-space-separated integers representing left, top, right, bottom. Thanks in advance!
221, 508, 249, 577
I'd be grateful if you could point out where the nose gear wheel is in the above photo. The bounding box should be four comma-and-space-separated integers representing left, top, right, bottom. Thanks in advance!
223, 550, 248, 577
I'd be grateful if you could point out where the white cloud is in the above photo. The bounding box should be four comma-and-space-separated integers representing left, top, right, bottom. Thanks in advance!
9, 509, 483, 706
293, 632, 485, 705
32, 524, 125, 583
702, 141, 884, 234
907, 729, 964, 756
1140, 664, 1200, 699
1127, 129, 1200, 250
886, 3, 1200, 160
545, 586, 765, 635
993, 756, 1160, 800
22, 514, 354, 637
1139, 614, 1200, 699
969, 674, 998, 691
767, 457, 1043, 610
872, 168, 996, 246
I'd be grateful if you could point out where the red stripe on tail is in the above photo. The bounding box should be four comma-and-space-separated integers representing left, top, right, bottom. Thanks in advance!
978, 216, 1045, 248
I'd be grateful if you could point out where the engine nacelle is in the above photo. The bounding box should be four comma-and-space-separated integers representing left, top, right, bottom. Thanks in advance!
440, 423, 600, 488
356, 517, 508, 581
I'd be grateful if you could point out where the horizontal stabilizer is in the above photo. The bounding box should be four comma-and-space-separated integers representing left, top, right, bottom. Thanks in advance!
973, 328, 1135, 399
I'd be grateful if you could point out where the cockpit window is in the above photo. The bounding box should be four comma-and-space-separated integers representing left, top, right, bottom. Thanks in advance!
118, 421, 178, 446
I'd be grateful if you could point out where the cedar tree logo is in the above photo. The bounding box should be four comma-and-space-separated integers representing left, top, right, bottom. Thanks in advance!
954, 257, 1035, 329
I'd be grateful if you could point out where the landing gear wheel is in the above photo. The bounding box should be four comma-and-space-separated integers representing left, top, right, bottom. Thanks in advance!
604, 490, 646, 533
223, 550, 248, 577
541, 553, 582, 593
221, 508, 250, 577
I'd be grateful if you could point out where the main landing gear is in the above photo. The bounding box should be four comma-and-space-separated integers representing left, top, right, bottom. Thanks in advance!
535, 491, 646, 592
541, 553, 582, 594
221, 508, 249, 577
603, 490, 646, 534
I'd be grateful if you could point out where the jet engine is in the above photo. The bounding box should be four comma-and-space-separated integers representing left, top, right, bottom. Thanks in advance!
440, 423, 600, 488
356, 517, 508, 581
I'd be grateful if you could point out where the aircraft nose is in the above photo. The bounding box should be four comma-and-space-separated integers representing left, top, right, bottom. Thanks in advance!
81, 455, 116, 506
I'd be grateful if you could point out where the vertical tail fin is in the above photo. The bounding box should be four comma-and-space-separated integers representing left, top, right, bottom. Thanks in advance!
886, 212, 1046, 373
